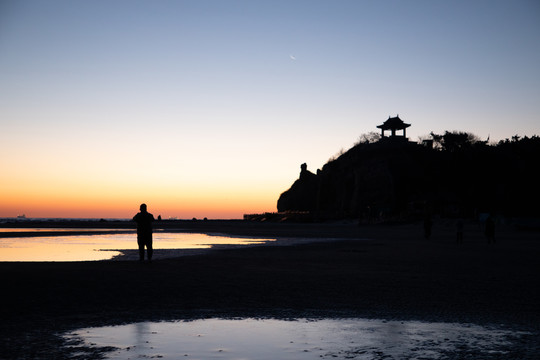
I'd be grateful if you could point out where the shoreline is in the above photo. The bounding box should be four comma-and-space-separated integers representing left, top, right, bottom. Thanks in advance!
1, 220, 539, 358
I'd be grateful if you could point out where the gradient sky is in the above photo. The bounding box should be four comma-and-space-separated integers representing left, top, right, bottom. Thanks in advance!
1, 0, 539, 219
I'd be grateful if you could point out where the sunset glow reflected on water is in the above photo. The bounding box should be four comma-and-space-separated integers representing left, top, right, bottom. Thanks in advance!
0, 228, 128, 232
0, 232, 274, 262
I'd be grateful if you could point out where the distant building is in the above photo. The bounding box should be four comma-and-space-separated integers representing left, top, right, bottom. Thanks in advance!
377, 115, 410, 139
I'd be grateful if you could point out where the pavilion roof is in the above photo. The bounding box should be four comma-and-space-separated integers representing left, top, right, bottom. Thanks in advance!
377, 115, 411, 130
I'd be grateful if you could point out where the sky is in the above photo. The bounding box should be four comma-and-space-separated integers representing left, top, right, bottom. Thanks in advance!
1, 0, 539, 219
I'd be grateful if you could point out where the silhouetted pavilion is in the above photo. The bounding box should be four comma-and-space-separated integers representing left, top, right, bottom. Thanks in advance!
377, 115, 410, 138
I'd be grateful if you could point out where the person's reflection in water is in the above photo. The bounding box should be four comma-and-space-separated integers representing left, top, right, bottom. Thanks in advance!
133, 203, 155, 262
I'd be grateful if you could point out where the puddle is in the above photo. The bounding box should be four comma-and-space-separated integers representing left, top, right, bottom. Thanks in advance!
63, 318, 531, 359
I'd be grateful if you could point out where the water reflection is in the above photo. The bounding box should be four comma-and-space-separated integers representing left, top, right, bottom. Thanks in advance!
0, 232, 274, 262
64, 318, 530, 359
0, 228, 130, 232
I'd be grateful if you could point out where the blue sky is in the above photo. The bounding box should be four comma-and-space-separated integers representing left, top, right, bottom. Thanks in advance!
1, 0, 539, 218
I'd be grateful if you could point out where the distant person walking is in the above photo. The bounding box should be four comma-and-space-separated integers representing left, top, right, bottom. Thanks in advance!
133, 203, 155, 262
485, 214, 495, 244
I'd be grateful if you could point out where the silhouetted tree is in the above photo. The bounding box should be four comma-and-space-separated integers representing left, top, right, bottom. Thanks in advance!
355, 131, 381, 145
430, 131, 484, 152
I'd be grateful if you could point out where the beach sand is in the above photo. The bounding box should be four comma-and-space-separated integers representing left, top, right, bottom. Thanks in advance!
1, 220, 539, 358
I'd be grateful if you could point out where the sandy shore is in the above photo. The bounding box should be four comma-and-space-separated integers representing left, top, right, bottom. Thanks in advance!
1, 220, 539, 359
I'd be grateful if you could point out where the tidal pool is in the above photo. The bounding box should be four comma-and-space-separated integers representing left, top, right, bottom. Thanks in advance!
63, 318, 531, 359
0, 232, 274, 261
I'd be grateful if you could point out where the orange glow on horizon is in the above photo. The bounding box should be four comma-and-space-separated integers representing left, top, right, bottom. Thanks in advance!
0, 200, 276, 219
0, 148, 288, 219
0, 186, 280, 219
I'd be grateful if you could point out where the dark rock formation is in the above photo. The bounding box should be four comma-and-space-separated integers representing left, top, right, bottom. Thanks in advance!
277, 163, 319, 212
277, 135, 540, 220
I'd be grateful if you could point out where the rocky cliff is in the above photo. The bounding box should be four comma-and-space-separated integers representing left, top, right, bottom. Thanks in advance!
277, 136, 540, 220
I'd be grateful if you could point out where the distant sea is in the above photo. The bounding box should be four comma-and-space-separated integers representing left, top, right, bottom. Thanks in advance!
1, 217, 130, 223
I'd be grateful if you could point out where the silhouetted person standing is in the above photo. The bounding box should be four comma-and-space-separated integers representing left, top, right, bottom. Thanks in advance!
133, 203, 155, 262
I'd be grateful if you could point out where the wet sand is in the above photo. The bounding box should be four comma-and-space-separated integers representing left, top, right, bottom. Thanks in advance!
1, 220, 539, 358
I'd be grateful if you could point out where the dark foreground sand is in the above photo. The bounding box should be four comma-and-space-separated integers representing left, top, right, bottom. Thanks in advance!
1, 220, 539, 359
